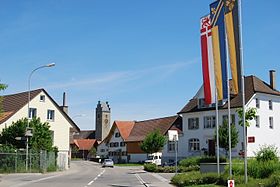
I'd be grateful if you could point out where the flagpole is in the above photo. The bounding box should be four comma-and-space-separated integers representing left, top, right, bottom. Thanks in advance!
224, 13, 232, 178
237, 0, 247, 183
227, 53, 232, 179
215, 88, 220, 175
222, 0, 232, 177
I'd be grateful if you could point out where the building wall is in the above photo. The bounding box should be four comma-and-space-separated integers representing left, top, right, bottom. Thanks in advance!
126, 142, 144, 154
97, 141, 108, 158
180, 92, 280, 158
181, 108, 239, 158
0, 90, 72, 169
129, 153, 147, 163
161, 134, 186, 163
246, 93, 280, 156
97, 127, 128, 163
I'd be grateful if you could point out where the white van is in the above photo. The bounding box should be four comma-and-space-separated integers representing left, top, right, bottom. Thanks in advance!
144, 152, 162, 166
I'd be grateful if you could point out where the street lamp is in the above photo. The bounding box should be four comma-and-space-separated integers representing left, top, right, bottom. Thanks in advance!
26, 63, 55, 171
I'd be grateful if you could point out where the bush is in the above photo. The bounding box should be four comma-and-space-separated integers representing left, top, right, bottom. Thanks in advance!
179, 165, 200, 172
255, 145, 278, 162
179, 156, 201, 167
199, 156, 227, 163
171, 171, 219, 187
248, 159, 280, 179
144, 163, 157, 172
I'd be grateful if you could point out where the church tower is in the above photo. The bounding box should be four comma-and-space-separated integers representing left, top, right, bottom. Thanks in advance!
95, 101, 111, 141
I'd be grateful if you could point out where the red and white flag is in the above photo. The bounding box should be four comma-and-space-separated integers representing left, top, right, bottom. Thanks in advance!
200, 15, 215, 104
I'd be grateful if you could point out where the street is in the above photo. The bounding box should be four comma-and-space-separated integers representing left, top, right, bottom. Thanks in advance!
0, 161, 175, 187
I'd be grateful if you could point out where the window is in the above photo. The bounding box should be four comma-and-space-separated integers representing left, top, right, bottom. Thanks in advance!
198, 98, 206, 108
101, 149, 105, 152
115, 132, 121, 138
188, 118, 199, 130
47, 110, 55, 121
269, 117, 273, 129
120, 142, 125, 147
189, 138, 200, 151
28, 108, 37, 118
204, 116, 216, 129
256, 98, 260, 108
168, 141, 175, 152
40, 95, 45, 102
255, 115, 260, 128
121, 151, 127, 156
110, 142, 119, 147
222, 114, 236, 125
269, 100, 273, 110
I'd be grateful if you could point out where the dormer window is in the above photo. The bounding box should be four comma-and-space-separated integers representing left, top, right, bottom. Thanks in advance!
115, 132, 121, 138
40, 95, 45, 102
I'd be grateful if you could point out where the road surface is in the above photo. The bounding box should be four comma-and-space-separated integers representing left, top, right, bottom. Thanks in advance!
0, 161, 175, 187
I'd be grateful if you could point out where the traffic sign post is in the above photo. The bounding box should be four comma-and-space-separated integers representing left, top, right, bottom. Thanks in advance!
228, 180, 234, 187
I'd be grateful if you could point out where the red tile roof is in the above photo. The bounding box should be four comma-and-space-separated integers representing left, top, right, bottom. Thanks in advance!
73, 139, 97, 151
125, 116, 179, 142
115, 121, 135, 140
178, 75, 280, 114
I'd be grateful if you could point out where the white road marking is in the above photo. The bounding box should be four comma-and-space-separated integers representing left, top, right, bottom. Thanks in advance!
86, 169, 105, 186
135, 173, 150, 187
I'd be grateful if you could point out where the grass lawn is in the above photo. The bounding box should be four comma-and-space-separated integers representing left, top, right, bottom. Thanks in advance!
190, 185, 220, 187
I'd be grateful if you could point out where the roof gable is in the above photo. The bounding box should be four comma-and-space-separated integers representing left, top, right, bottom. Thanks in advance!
73, 139, 97, 150
0, 89, 79, 131
178, 75, 280, 114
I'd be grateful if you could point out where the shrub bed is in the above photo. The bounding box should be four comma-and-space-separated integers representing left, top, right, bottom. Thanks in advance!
144, 163, 199, 173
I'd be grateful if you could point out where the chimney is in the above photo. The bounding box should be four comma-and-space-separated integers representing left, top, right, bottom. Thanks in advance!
60, 92, 68, 114
269, 70, 276, 90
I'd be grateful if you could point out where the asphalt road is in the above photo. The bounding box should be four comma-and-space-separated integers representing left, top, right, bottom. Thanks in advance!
0, 161, 175, 187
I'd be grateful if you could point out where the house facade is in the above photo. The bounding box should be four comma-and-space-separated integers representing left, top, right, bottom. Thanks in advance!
71, 139, 98, 160
126, 115, 182, 163
0, 89, 79, 170
178, 72, 280, 158
96, 121, 135, 163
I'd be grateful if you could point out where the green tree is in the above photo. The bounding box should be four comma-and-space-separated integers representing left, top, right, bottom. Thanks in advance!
237, 107, 257, 127
0, 83, 8, 114
0, 117, 55, 151
214, 120, 239, 156
140, 129, 167, 154
29, 117, 53, 151
88, 147, 96, 158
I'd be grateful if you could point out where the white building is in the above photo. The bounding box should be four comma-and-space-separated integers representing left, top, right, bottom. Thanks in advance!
96, 121, 135, 163
0, 89, 79, 170
178, 71, 280, 158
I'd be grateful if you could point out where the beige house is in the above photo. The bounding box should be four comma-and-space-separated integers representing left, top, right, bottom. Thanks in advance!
0, 89, 79, 170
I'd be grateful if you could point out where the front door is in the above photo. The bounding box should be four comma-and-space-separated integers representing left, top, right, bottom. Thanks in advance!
208, 139, 215, 156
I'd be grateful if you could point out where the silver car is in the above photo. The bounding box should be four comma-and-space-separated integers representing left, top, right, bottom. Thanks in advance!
102, 159, 114, 168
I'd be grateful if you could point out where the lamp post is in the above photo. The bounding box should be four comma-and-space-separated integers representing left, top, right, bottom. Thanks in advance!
26, 63, 55, 171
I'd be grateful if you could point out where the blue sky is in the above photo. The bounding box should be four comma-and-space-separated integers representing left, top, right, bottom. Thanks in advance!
1, 1, 279, 130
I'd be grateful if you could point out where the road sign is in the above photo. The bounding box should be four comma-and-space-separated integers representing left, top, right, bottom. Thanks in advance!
15, 137, 27, 141
228, 180, 234, 187
248, 136, 255, 143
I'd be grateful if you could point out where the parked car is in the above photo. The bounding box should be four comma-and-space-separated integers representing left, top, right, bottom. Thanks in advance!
102, 159, 114, 168
144, 152, 162, 166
